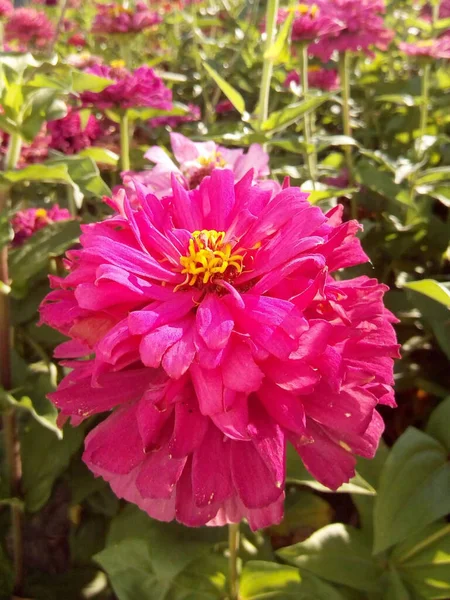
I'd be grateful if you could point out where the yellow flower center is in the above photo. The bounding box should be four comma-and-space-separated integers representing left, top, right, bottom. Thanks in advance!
198, 152, 227, 169
296, 3, 319, 17
110, 59, 126, 69
178, 230, 244, 288
35, 208, 47, 218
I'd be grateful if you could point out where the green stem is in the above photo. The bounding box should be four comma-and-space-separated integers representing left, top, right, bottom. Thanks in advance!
300, 44, 316, 188
1, 133, 24, 596
5, 133, 22, 172
257, 0, 279, 128
228, 523, 240, 600
418, 62, 431, 157
49, 0, 70, 55
338, 51, 356, 218
119, 111, 131, 172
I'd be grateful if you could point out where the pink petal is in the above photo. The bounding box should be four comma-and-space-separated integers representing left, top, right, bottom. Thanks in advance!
196, 294, 234, 350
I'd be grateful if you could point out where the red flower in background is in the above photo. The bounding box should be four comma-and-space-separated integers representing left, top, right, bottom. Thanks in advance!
12, 205, 71, 247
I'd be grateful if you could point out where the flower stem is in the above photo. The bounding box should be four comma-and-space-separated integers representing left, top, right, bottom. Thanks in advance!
1, 133, 24, 596
418, 62, 431, 158
338, 51, 356, 218
49, 0, 70, 55
119, 111, 131, 172
5, 133, 22, 172
228, 522, 240, 600
257, 0, 279, 128
300, 44, 316, 188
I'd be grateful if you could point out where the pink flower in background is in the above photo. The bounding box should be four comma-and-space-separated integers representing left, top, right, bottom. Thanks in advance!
125, 133, 272, 198
0, 0, 13, 19
285, 67, 340, 91
5, 8, 55, 49
12, 205, 71, 246
67, 32, 87, 47
48, 107, 102, 155
421, 0, 450, 20
278, 3, 344, 43
1, 126, 50, 167
81, 65, 173, 111
310, 0, 394, 61
40, 169, 398, 529
215, 99, 235, 114
92, 2, 161, 35
148, 103, 201, 128
399, 38, 450, 60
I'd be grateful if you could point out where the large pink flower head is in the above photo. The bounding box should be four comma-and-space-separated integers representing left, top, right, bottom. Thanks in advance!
12, 205, 71, 246
5, 8, 55, 50
40, 169, 399, 530
399, 38, 450, 60
48, 107, 102, 155
310, 0, 394, 61
92, 2, 161, 35
80, 64, 172, 111
285, 67, 340, 91
124, 133, 274, 199
278, 3, 344, 43
0, 0, 13, 19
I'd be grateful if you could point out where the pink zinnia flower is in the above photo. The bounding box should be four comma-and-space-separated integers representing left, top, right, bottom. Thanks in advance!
92, 2, 161, 35
124, 133, 274, 198
40, 169, 398, 530
278, 3, 344, 43
67, 32, 87, 47
215, 99, 235, 114
48, 107, 102, 155
148, 103, 201, 129
80, 65, 172, 111
1, 125, 50, 167
5, 8, 55, 50
399, 38, 450, 60
310, 0, 394, 61
12, 205, 71, 246
0, 0, 13, 19
285, 67, 340, 91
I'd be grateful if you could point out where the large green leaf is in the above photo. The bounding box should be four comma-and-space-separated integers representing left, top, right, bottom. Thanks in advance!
425, 397, 450, 450
373, 427, 450, 554
404, 279, 450, 307
240, 562, 345, 600
203, 62, 246, 115
392, 523, 450, 599
20, 419, 84, 512
277, 524, 381, 592
260, 95, 332, 134
9, 219, 80, 285
96, 509, 226, 600
356, 160, 412, 207
270, 491, 332, 536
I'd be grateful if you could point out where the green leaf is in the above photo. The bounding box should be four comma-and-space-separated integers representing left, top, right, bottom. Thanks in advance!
356, 161, 412, 207
426, 397, 450, 451
96, 510, 225, 600
20, 419, 84, 512
404, 279, 450, 307
46, 155, 111, 202
240, 562, 345, 600
0, 209, 13, 250
260, 95, 332, 134
203, 62, 245, 115
1, 386, 60, 438
71, 69, 114, 93
277, 524, 381, 592
287, 444, 375, 495
264, 7, 294, 63
405, 282, 450, 359
240, 562, 302, 599
416, 167, 450, 186
270, 491, 332, 536
9, 219, 80, 285
373, 427, 450, 554
79, 146, 119, 166
392, 523, 450, 599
